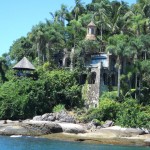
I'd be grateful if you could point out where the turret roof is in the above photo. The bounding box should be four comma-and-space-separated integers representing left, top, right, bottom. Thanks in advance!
87, 21, 96, 27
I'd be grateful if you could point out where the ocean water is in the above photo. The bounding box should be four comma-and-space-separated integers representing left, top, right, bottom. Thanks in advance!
0, 136, 149, 150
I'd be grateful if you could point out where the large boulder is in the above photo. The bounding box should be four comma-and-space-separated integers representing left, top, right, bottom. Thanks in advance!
0, 125, 29, 136
41, 113, 56, 121
124, 128, 145, 136
86, 120, 98, 130
32, 116, 42, 121
22, 121, 63, 135
100, 126, 146, 137
32, 111, 76, 123
56, 111, 76, 123
0, 121, 63, 136
102, 120, 114, 128
58, 123, 86, 134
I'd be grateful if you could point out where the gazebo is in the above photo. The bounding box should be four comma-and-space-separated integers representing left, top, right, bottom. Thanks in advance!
13, 57, 36, 77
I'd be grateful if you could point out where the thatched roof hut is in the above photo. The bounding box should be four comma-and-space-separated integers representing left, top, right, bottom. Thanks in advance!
13, 57, 35, 70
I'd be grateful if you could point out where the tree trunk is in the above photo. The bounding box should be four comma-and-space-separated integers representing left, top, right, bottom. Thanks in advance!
145, 51, 147, 60
37, 43, 40, 65
100, 23, 103, 41
135, 73, 137, 99
117, 66, 121, 97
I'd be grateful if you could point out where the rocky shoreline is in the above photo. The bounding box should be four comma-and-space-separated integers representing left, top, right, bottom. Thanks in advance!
0, 111, 149, 147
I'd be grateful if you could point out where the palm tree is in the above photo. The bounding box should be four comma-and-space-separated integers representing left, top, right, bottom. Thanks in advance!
93, 1, 111, 41
73, 0, 85, 20
106, 34, 130, 97
128, 36, 144, 99
44, 23, 65, 64
109, 1, 129, 34
28, 23, 47, 64
50, 4, 68, 26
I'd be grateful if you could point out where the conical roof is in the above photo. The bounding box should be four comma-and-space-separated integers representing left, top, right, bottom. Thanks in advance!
87, 21, 96, 27
13, 57, 35, 70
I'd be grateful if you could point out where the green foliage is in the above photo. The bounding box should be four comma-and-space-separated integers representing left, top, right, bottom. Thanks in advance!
53, 104, 65, 113
9, 37, 34, 62
79, 40, 100, 54
0, 0, 150, 130
100, 91, 118, 101
0, 69, 83, 120
42, 70, 83, 109
116, 98, 150, 128
0, 78, 50, 119
83, 97, 120, 122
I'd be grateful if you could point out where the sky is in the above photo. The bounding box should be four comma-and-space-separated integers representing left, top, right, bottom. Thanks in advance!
0, 0, 136, 56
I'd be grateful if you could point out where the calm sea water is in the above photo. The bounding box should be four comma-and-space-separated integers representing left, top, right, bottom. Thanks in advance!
0, 136, 149, 150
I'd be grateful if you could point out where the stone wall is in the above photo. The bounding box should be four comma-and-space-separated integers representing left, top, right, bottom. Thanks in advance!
86, 63, 101, 108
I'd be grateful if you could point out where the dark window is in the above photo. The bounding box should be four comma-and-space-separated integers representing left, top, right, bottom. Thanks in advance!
91, 28, 95, 34
111, 74, 116, 86
79, 74, 87, 85
88, 72, 96, 84
65, 57, 71, 67
59, 59, 63, 67
103, 73, 107, 85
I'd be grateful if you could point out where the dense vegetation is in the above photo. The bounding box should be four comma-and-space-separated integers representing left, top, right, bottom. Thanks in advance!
0, 0, 150, 128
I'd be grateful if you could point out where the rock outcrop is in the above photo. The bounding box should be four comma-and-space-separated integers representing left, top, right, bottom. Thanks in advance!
33, 111, 76, 123
0, 121, 63, 136
58, 123, 86, 134
100, 126, 146, 137
0, 119, 86, 136
144, 139, 150, 146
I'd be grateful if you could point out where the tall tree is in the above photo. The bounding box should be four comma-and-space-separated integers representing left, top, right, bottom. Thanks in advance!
72, 0, 85, 20
106, 34, 130, 97
9, 37, 33, 62
28, 23, 47, 64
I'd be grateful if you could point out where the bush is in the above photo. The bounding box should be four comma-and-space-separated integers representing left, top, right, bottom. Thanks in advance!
83, 98, 120, 122
116, 98, 150, 128
0, 70, 83, 120
100, 91, 117, 101
53, 104, 65, 113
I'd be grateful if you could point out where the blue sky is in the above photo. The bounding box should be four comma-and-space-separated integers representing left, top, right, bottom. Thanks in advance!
0, 0, 136, 56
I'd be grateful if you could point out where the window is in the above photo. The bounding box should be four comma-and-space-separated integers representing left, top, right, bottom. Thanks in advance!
91, 28, 95, 34
111, 74, 116, 86
65, 57, 71, 67
88, 72, 96, 84
79, 74, 87, 85
103, 73, 107, 85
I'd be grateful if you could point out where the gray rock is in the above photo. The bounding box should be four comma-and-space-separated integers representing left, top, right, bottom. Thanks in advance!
56, 111, 76, 123
141, 128, 150, 134
101, 126, 146, 137
144, 139, 150, 146
47, 116, 56, 121
96, 126, 101, 129
86, 121, 96, 130
102, 120, 114, 128
22, 122, 63, 134
124, 128, 145, 136
58, 123, 86, 134
0, 121, 63, 136
34, 111, 76, 123
33, 116, 42, 121
42, 113, 50, 120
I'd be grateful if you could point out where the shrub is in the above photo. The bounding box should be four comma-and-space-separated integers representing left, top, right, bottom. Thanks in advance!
116, 98, 150, 128
53, 104, 65, 113
83, 98, 120, 122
